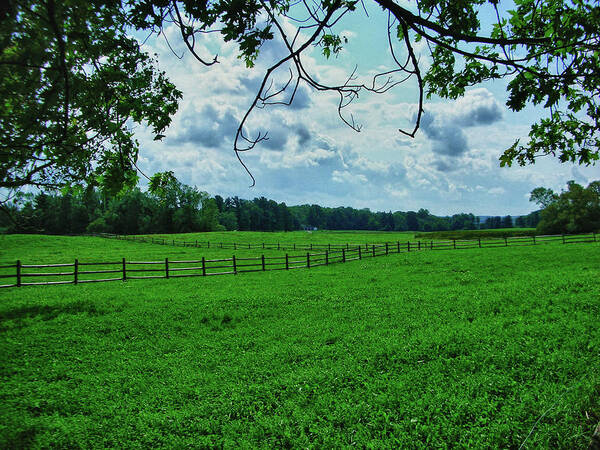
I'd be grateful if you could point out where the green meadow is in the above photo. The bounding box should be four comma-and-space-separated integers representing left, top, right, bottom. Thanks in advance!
136, 230, 417, 247
0, 233, 599, 448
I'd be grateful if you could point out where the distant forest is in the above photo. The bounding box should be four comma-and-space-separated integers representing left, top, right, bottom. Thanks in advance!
1, 183, 540, 235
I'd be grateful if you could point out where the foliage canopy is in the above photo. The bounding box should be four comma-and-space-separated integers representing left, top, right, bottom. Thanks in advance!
1, 0, 599, 193
530, 180, 600, 234
1, 0, 181, 198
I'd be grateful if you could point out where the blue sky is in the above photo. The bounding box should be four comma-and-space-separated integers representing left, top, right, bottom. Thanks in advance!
133, 3, 598, 216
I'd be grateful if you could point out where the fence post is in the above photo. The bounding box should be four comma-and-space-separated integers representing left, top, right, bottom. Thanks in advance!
407, 242, 411, 252
123, 258, 127, 281
172, 239, 174, 246
358, 247, 362, 260
397, 241, 400, 253
325, 251, 329, 265
195, 240, 198, 247
285, 254, 289, 270
453, 239, 456, 249
310, 243, 313, 251
208, 241, 210, 249
293, 243, 296, 251
385, 243, 389, 255
233, 255, 237, 274
74, 259, 78, 285
307, 252, 310, 268
562, 234, 565, 244
248, 243, 251, 249
478, 238, 481, 248
164, 258, 168, 279
431, 240, 433, 250
372, 245, 375, 257
418, 241, 421, 251
261, 255, 266, 271
342, 248, 346, 263
234, 243, 237, 251
504, 237, 508, 247
202, 257, 206, 276
16, 260, 21, 287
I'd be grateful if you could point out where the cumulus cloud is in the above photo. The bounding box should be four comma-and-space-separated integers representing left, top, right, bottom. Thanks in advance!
420, 111, 468, 157
287, 85, 312, 110
453, 88, 503, 127
132, 21, 600, 216
169, 103, 239, 148
418, 88, 503, 159
332, 170, 368, 184
432, 158, 455, 172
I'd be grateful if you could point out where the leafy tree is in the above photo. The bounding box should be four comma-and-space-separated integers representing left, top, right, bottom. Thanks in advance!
483, 216, 502, 229
515, 211, 541, 228
197, 197, 220, 231
307, 205, 325, 229
148, 171, 210, 232
515, 216, 525, 228
405, 211, 419, 231
218, 210, 238, 231
1, 0, 181, 199
532, 180, 600, 234
529, 187, 558, 209
393, 212, 407, 231
501, 215, 513, 228
214, 195, 225, 213
3, 0, 598, 199
127, 0, 599, 184
450, 213, 476, 230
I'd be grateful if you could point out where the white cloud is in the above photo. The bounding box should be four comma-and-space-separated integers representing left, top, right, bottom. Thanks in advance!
332, 170, 368, 184
130, 19, 597, 217
488, 187, 506, 195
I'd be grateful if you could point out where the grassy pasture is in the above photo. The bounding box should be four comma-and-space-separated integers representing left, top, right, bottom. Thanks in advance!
414, 228, 538, 241
136, 230, 417, 247
0, 234, 321, 285
0, 234, 304, 263
0, 234, 599, 448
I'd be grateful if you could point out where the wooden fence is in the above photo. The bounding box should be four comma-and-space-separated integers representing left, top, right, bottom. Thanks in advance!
96, 231, 598, 252
98, 233, 389, 252
0, 232, 596, 289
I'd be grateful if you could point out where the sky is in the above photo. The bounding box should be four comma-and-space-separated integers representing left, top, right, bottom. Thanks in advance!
132, 2, 598, 217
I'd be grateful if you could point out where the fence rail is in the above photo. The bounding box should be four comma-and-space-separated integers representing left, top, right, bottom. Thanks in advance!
0, 232, 597, 289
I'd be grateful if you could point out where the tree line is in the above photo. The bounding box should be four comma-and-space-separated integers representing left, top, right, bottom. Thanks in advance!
1, 174, 539, 235
530, 180, 600, 234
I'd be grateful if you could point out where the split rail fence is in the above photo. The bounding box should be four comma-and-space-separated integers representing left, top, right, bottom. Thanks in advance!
0, 232, 596, 289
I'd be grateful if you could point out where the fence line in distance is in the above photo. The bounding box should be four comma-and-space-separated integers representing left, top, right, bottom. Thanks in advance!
0, 232, 596, 289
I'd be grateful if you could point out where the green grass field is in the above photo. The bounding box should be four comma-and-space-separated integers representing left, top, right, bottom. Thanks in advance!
138, 230, 416, 245
414, 228, 538, 240
1, 233, 599, 448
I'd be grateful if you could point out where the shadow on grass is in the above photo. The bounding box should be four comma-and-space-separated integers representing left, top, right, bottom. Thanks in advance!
2, 426, 40, 449
0, 300, 107, 330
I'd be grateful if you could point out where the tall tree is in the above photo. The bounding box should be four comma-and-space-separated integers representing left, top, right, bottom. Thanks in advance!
532, 180, 600, 234
501, 215, 513, 228
1, 0, 181, 199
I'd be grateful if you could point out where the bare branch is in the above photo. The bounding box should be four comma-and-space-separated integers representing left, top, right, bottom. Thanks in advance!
172, 1, 219, 66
